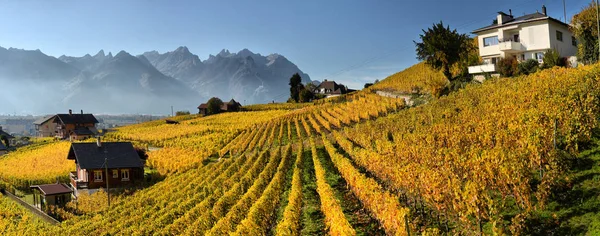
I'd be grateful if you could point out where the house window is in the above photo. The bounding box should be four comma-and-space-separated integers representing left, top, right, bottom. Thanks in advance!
112, 169, 118, 178
94, 170, 103, 182
572, 36, 577, 46
513, 34, 520, 42
556, 30, 563, 42
483, 36, 499, 47
520, 54, 525, 61
121, 169, 130, 181
535, 52, 544, 63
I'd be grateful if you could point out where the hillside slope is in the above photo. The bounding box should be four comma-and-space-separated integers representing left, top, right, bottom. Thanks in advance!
368, 62, 447, 96
2, 63, 600, 234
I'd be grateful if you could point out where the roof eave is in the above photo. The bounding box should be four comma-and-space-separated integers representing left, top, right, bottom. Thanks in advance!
472, 16, 568, 34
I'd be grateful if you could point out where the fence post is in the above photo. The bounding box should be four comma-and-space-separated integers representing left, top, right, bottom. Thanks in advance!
404, 214, 411, 236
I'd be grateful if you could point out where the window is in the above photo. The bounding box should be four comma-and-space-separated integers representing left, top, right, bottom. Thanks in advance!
572, 36, 577, 46
556, 30, 563, 42
483, 36, 499, 47
535, 52, 544, 63
112, 169, 118, 178
121, 169, 130, 181
513, 34, 520, 42
520, 54, 525, 61
94, 170, 103, 182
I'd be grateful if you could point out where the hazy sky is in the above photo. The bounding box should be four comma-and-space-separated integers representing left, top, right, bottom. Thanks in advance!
0, 0, 591, 89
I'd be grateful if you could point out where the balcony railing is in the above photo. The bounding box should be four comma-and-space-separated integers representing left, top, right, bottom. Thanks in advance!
70, 172, 88, 189
468, 64, 497, 74
498, 41, 523, 52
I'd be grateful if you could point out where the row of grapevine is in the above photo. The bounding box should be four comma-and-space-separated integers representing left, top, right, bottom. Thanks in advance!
181, 149, 274, 235
233, 145, 293, 235
340, 65, 600, 232
310, 138, 356, 235
275, 140, 304, 235
159, 150, 266, 235
322, 134, 409, 235
206, 145, 292, 235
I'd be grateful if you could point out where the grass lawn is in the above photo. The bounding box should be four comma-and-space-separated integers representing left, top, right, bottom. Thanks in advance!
523, 136, 600, 235
21, 193, 34, 205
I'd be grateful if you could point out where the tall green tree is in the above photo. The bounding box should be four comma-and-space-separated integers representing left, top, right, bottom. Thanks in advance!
289, 73, 304, 102
1, 135, 9, 148
415, 21, 472, 81
571, 3, 599, 64
206, 97, 224, 115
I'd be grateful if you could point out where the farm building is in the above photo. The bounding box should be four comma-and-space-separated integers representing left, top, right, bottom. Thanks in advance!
68, 139, 144, 196
53, 110, 99, 140
30, 183, 73, 212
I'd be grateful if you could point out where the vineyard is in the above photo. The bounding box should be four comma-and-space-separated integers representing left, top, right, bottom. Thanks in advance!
367, 62, 448, 96
0, 141, 73, 191
2, 63, 600, 235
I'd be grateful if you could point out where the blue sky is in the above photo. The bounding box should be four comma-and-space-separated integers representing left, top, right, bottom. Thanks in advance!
0, 0, 591, 89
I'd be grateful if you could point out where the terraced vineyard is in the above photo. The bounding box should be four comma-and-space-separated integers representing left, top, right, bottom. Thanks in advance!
2, 64, 600, 234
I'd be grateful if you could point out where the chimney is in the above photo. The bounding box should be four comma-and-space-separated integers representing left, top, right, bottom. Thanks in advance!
542, 5, 547, 16
69, 109, 72, 115
509, 9, 512, 17
497, 11, 511, 25
96, 137, 102, 148
81, 110, 83, 114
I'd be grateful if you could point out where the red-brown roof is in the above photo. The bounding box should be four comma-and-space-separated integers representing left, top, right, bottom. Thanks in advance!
198, 103, 208, 109
31, 183, 73, 196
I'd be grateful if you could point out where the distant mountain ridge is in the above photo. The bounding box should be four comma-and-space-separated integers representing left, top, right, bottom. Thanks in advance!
142, 47, 311, 103
0, 46, 311, 114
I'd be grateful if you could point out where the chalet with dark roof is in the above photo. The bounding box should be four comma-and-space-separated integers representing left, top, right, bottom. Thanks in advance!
53, 109, 99, 140
68, 139, 144, 194
197, 98, 242, 115
30, 183, 73, 211
314, 80, 352, 98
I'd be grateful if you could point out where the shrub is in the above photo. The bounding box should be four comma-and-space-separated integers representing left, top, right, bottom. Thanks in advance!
175, 111, 190, 116
497, 57, 518, 77
542, 49, 566, 68
518, 59, 539, 75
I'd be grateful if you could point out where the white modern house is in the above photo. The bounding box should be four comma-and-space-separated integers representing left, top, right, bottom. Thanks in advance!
468, 5, 577, 80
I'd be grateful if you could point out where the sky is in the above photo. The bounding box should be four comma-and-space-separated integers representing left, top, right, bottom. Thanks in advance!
0, 0, 592, 89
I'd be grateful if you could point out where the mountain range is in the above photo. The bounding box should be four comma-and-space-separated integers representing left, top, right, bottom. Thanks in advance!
0, 46, 311, 114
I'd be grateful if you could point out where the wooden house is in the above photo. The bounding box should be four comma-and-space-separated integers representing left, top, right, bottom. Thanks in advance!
30, 183, 73, 212
314, 80, 353, 98
34, 115, 57, 137
197, 99, 242, 115
53, 110, 99, 140
68, 139, 144, 195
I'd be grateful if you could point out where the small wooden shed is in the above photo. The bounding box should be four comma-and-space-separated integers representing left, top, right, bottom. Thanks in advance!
30, 183, 73, 211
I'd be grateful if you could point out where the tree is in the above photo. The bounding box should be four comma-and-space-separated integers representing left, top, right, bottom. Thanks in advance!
299, 89, 314, 103
206, 97, 224, 115
571, 2, 599, 64
364, 83, 374, 88
1, 135, 9, 148
289, 73, 304, 102
175, 111, 190, 116
451, 37, 480, 78
415, 21, 472, 81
